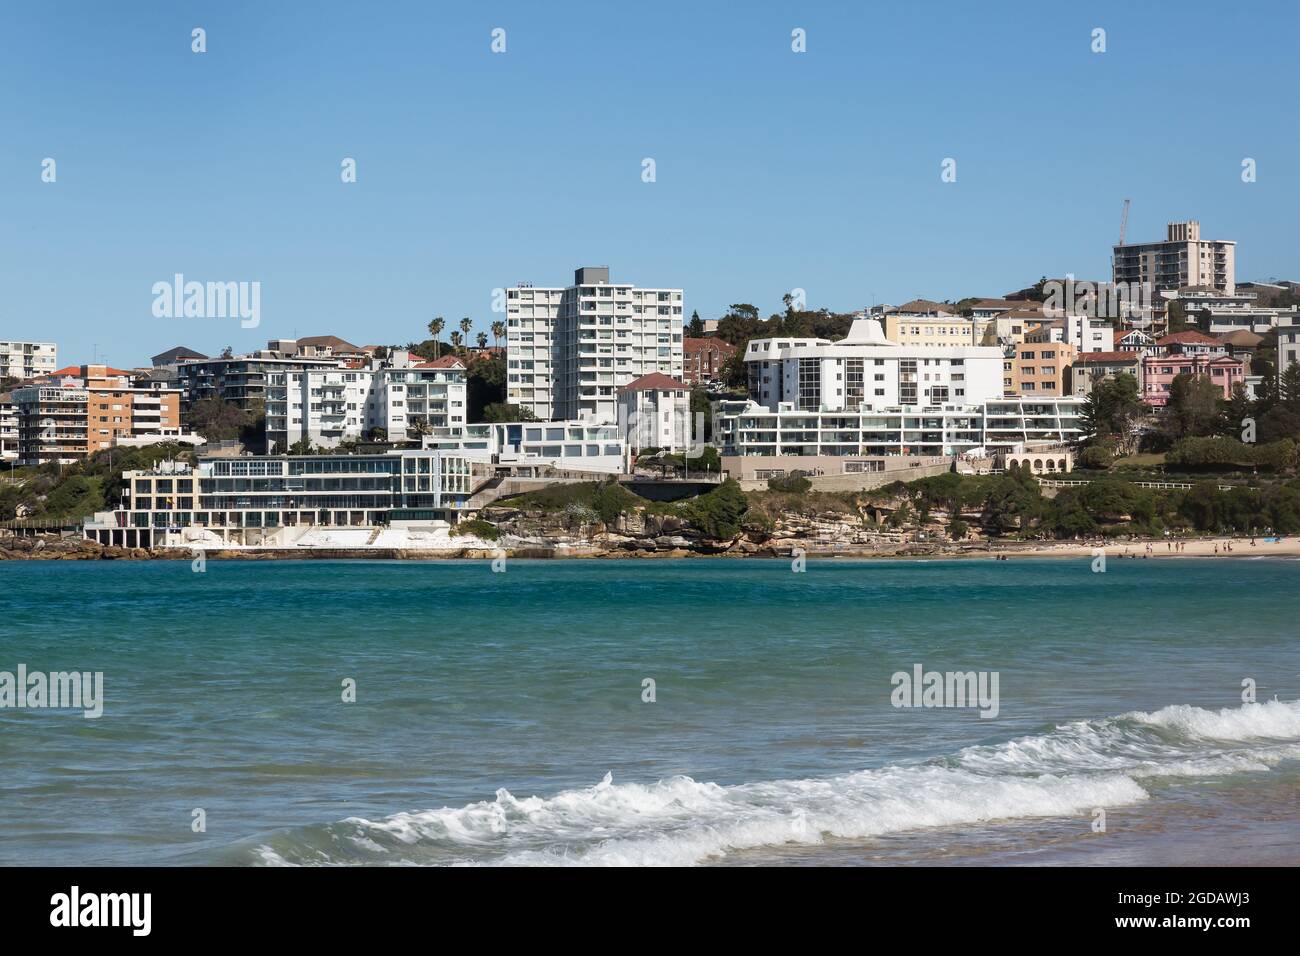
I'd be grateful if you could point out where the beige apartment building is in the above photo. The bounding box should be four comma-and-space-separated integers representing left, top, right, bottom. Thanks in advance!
1008, 342, 1077, 397
0, 340, 57, 381
1112, 220, 1235, 295
882, 313, 992, 348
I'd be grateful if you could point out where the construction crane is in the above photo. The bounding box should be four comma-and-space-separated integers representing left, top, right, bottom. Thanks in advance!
1118, 198, 1131, 246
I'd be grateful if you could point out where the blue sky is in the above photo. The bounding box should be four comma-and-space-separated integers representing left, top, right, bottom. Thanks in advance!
2, 0, 1296, 367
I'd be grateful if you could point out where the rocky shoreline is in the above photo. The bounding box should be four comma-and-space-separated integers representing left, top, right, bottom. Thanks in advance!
5, 511, 1289, 563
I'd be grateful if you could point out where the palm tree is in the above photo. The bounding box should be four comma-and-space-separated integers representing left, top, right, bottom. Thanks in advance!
476, 331, 488, 351
459, 317, 473, 348
428, 316, 445, 359
491, 320, 506, 348
450, 331, 463, 354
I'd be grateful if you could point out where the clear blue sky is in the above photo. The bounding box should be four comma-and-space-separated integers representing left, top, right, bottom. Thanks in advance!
2, 0, 1296, 368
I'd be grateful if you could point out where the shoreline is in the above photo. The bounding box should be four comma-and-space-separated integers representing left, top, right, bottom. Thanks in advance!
1, 534, 1295, 562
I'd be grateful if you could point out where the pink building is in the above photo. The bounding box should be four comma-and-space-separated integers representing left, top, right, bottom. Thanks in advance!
1141, 352, 1245, 407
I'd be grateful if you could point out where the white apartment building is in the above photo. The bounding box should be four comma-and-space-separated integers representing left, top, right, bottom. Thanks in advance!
714, 397, 1084, 458
423, 421, 628, 474
1112, 220, 1235, 295
615, 373, 692, 453
744, 317, 1005, 411
0, 341, 57, 381
1278, 326, 1300, 390
0, 398, 16, 462
265, 353, 467, 451
505, 266, 684, 423
1024, 315, 1110, 353
716, 317, 1084, 458
1168, 291, 1300, 335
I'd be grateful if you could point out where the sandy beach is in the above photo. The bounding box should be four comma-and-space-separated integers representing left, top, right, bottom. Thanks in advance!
967, 535, 1300, 561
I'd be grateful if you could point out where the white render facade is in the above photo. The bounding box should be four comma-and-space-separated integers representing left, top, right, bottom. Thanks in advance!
84, 450, 478, 549
616, 378, 692, 454
505, 266, 684, 423
265, 360, 467, 451
1171, 291, 1300, 335
0, 340, 57, 380
715, 397, 1084, 458
744, 318, 1005, 412
1023, 315, 1110, 353
423, 420, 628, 474
0, 399, 16, 461
719, 318, 1083, 457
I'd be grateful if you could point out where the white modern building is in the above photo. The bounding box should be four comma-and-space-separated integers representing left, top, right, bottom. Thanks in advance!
715, 317, 1084, 458
1168, 291, 1300, 335
0, 397, 17, 462
744, 317, 1005, 411
0, 341, 57, 381
505, 266, 684, 423
265, 353, 467, 451
84, 450, 478, 549
423, 420, 628, 474
714, 397, 1084, 458
1024, 315, 1110, 354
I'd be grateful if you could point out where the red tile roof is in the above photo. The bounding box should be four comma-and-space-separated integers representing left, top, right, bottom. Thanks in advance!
618, 372, 688, 393
414, 355, 466, 369
1156, 331, 1221, 346
51, 365, 134, 378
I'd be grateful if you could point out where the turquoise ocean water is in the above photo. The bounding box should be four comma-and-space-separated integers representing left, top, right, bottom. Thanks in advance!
1, 557, 1297, 866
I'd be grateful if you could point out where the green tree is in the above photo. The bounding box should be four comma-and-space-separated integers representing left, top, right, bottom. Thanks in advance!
185, 397, 245, 441
1165, 300, 1189, 334
1079, 373, 1145, 452
482, 402, 537, 423
686, 444, 721, 474
1162, 373, 1223, 441
1220, 382, 1253, 438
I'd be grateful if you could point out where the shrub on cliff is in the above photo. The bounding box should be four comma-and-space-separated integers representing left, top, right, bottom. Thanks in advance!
683, 478, 749, 540
591, 481, 640, 525
450, 518, 500, 541
767, 471, 811, 493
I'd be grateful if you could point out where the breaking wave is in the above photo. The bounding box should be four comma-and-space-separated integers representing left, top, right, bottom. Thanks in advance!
248, 699, 1300, 866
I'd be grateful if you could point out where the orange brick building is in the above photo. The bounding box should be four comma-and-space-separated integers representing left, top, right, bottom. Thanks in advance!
14, 365, 186, 462
683, 336, 737, 385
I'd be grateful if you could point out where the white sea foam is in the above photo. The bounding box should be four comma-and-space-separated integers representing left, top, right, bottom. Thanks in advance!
254, 700, 1300, 866
1125, 698, 1300, 741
